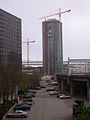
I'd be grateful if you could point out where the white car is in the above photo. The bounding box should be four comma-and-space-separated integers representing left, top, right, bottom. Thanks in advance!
59, 94, 71, 99
49, 91, 59, 95
49, 91, 56, 95
52, 81, 58, 86
6, 110, 28, 118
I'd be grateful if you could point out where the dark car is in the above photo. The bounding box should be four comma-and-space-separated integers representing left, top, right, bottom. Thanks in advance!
25, 91, 35, 98
46, 86, 55, 91
27, 89, 36, 94
23, 98, 32, 102
14, 103, 31, 111
23, 101, 32, 106
57, 93, 62, 98
23, 94, 32, 99
25, 93, 32, 98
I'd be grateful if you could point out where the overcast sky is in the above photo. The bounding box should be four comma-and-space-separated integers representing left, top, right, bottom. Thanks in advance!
0, 0, 90, 61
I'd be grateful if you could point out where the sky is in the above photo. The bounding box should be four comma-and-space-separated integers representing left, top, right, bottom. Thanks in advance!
0, 0, 90, 61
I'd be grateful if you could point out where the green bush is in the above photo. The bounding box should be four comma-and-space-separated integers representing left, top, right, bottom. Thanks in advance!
0, 100, 16, 119
13, 96, 18, 103
76, 106, 90, 120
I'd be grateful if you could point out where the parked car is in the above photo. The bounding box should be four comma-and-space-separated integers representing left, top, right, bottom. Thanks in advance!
49, 91, 60, 95
40, 84, 46, 88
26, 91, 35, 97
6, 110, 28, 118
23, 98, 32, 102
59, 94, 71, 99
27, 89, 36, 94
23, 101, 32, 106
24, 93, 32, 99
57, 93, 63, 98
26, 93, 32, 98
14, 103, 31, 111
52, 81, 58, 86
46, 86, 55, 91
35, 86, 41, 90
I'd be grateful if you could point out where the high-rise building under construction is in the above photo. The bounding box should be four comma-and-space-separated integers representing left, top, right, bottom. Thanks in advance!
42, 19, 63, 75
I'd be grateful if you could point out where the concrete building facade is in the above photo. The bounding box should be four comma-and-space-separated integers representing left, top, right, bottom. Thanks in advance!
42, 19, 63, 75
0, 8, 22, 69
0, 9, 22, 100
63, 58, 90, 75
57, 58, 90, 99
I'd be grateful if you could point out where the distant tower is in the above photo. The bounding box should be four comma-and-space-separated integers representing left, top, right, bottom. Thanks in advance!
42, 19, 63, 75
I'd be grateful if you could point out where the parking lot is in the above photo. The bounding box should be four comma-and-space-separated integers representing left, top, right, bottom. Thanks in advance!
5, 88, 73, 120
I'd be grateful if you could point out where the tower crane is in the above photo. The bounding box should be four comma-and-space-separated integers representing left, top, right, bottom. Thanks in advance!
39, 8, 71, 21
23, 38, 35, 67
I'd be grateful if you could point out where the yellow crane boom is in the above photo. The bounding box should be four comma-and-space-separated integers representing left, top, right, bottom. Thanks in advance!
39, 8, 71, 21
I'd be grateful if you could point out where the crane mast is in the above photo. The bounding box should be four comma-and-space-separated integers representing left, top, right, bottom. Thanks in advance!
23, 38, 35, 67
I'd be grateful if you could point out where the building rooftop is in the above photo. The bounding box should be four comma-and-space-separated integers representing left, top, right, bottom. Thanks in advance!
47, 18, 59, 22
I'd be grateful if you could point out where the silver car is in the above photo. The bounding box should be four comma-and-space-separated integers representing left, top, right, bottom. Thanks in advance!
6, 110, 28, 118
59, 94, 71, 99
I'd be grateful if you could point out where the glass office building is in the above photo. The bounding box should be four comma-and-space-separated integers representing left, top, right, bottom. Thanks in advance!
0, 8, 22, 70
42, 19, 63, 75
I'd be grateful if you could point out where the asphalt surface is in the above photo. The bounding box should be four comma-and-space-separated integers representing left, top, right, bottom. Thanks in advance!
6, 88, 73, 120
